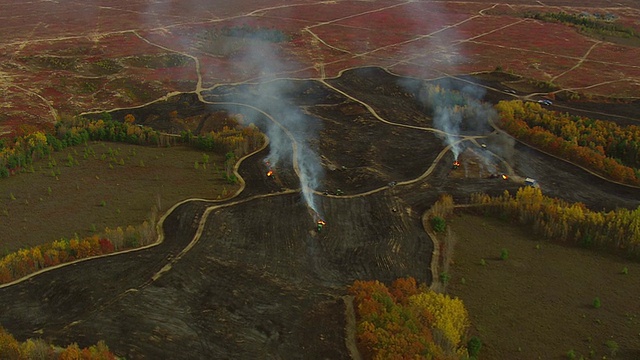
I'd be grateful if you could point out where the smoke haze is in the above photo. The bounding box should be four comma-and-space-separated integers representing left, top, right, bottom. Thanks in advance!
221, 37, 324, 216
397, 1, 496, 161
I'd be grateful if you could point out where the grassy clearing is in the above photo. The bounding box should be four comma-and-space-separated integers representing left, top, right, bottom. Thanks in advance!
0, 142, 237, 254
447, 213, 640, 359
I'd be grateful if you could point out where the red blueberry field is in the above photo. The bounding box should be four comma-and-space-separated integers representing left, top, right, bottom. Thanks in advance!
1, 0, 640, 359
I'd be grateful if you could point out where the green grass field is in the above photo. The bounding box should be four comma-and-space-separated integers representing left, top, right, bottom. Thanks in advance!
0, 142, 237, 254
447, 213, 640, 359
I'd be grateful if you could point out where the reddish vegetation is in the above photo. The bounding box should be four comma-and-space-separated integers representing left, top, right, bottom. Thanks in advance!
477, 20, 596, 58
555, 62, 639, 91
590, 43, 640, 64
1, 3, 640, 360
2, 0, 639, 135
268, 1, 390, 23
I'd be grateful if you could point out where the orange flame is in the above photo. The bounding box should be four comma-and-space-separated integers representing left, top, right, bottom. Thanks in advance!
317, 219, 326, 226
266, 170, 273, 177
501, 174, 508, 180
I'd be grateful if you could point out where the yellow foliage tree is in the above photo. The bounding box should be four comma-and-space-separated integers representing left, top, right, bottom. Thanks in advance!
408, 291, 469, 354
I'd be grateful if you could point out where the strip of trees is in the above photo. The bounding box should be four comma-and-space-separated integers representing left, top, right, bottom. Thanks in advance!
496, 100, 640, 185
0, 326, 116, 359
1, 112, 265, 179
350, 277, 473, 359
524, 11, 636, 39
0, 219, 157, 285
470, 186, 640, 258
0, 110, 267, 284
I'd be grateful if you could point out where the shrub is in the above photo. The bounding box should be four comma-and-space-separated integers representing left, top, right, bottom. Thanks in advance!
468, 336, 482, 357
593, 297, 601, 309
480, 258, 486, 266
66, 154, 74, 167
566, 349, 576, 359
605, 340, 619, 356
430, 216, 446, 233
621, 266, 629, 275
225, 173, 238, 184
581, 233, 594, 248
500, 248, 509, 260
439, 272, 450, 284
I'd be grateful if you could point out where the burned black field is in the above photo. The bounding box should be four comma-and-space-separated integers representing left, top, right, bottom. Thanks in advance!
1, 68, 640, 359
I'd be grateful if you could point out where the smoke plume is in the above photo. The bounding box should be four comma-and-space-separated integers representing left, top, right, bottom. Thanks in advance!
396, 2, 497, 161
418, 81, 495, 160
220, 35, 324, 216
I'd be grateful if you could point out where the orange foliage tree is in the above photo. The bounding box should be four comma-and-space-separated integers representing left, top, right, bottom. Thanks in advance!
496, 100, 640, 185
0, 326, 116, 359
0, 235, 116, 285
349, 277, 470, 359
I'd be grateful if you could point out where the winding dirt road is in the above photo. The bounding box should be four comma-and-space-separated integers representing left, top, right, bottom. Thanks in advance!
2, 1, 640, 358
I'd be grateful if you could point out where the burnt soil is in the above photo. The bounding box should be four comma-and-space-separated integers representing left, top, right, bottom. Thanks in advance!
1, 67, 640, 359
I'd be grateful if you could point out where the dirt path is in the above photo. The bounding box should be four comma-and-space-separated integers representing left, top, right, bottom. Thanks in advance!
550, 40, 602, 83
10, 0, 640, 129
2, 66, 640, 359
2, 2, 640, 358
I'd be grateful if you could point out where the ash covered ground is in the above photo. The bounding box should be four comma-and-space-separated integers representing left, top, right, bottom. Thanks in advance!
1, 68, 639, 359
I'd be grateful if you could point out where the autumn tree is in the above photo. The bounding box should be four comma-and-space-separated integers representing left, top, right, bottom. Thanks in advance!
495, 100, 640, 185
124, 114, 135, 124
470, 187, 640, 258
0, 327, 20, 359
349, 277, 471, 359
0, 326, 116, 360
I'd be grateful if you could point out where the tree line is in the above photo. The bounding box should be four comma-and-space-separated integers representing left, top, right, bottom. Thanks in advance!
470, 186, 640, 258
0, 111, 265, 282
350, 277, 475, 359
524, 11, 636, 39
0, 326, 116, 359
496, 100, 640, 185
1, 112, 265, 179
0, 118, 161, 178
0, 218, 156, 285
179, 122, 264, 159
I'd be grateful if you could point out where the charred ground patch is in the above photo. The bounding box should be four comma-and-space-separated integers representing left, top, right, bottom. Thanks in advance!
2, 67, 640, 359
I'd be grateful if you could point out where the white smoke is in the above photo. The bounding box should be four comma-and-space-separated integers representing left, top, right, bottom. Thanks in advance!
220, 33, 324, 216
395, 2, 498, 160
